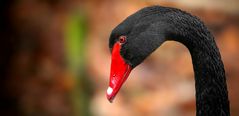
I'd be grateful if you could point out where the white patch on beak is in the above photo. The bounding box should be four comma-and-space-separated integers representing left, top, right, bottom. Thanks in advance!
107, 87, 113, 95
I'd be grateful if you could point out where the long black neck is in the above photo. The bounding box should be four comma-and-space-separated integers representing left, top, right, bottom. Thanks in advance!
173, 30, 230, 116
134, 6, 230, 116
160, 8, 230, 116
116, 6, 230, 115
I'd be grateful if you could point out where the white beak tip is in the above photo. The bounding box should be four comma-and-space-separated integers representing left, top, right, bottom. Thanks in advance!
107, 87, 113, 95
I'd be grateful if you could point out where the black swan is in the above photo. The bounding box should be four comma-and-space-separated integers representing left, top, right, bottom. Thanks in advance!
106, 6, 230, 116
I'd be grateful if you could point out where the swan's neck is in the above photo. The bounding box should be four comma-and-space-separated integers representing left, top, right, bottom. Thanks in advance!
165, 16, 230, 115
123, 6, 230, 115
186, 35, 229, 116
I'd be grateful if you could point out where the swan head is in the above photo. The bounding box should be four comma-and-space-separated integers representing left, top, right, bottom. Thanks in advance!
107, 6, 166, 102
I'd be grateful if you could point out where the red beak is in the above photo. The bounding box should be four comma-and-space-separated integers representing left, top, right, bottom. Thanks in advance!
107, 42, 132, 103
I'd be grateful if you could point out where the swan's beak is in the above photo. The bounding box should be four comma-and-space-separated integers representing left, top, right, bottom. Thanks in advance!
107, 42, 132, 103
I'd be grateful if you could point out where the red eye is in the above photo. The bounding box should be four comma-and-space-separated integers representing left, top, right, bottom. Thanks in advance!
119, 36, 126, 44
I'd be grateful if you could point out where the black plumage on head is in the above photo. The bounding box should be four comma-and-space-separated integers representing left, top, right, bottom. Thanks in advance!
109, 6, 230, 116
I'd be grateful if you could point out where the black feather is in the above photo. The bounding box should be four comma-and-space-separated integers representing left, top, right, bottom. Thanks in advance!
109, 6, 230, 116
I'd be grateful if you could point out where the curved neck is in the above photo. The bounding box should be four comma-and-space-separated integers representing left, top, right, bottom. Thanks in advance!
177, 34, 230, 116
162, 12, 230, 116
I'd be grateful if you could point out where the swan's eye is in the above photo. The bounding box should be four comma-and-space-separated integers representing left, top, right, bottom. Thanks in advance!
119, 36, 126, 44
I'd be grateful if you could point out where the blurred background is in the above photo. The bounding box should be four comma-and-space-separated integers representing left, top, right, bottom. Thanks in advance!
0, 0, 239, 116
